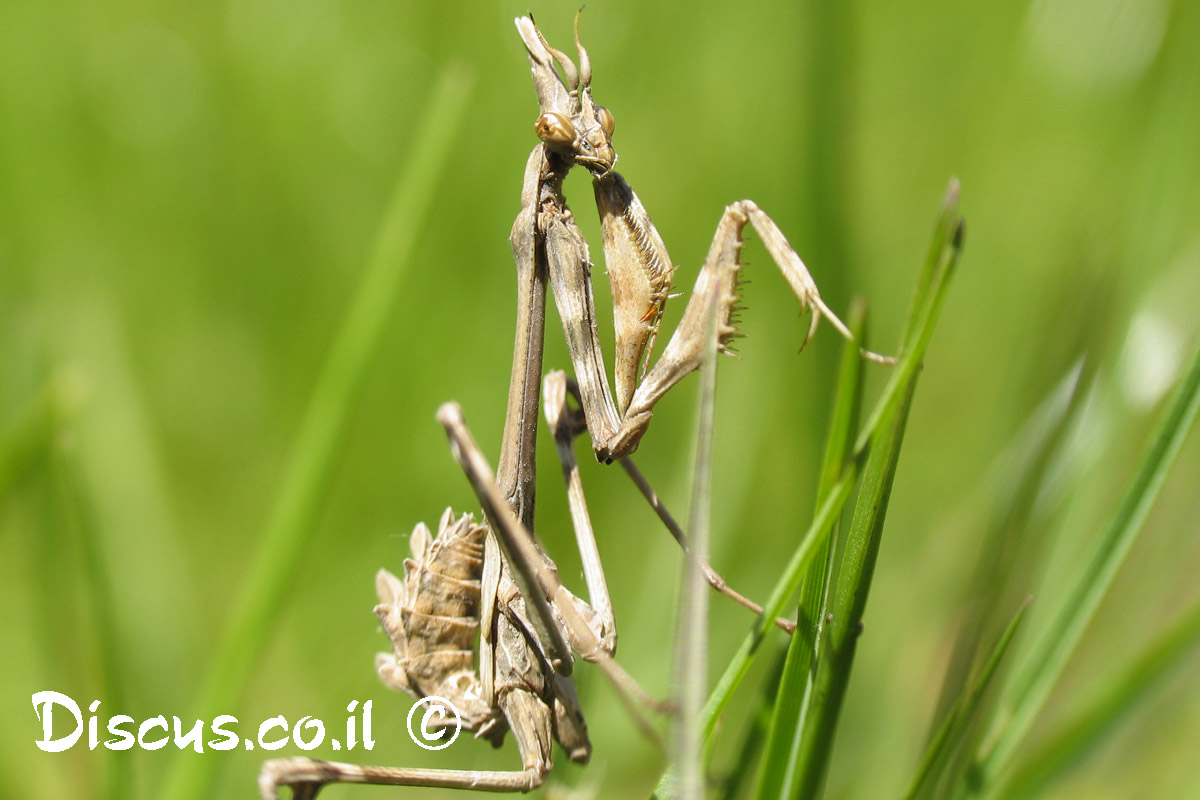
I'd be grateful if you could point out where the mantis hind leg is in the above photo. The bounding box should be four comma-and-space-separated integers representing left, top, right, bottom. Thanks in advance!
259, 757, 545, 798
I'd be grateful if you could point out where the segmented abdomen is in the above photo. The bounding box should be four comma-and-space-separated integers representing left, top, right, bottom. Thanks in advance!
374, 508, 493, 729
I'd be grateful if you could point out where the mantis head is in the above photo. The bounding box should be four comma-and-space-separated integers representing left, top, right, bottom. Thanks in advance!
516, 13, 616, 176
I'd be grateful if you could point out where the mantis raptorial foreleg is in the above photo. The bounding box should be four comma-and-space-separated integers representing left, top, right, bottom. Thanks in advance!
560, 172, 889, 465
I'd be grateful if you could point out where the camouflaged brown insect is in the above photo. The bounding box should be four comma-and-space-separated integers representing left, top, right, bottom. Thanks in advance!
259, 13, 888, 797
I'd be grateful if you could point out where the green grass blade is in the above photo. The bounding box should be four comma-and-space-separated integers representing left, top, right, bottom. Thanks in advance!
672, 295, 722, 799
752, 300, 867, 800
719, 644, 789, 800
650, 466, 858, 799
1002, 597, 1200, 798
790, 375, 917, 798
965, 341, 1200, 795
700, 465, 859, 747
652, 182, 963, 800
905, 597, 1031, 800
50, 436, 132, 800
784, 185, 964, 798
160, 65, 473, 800
856, 183, 963, 456
905, 180, 961, 347
924, 361, 1086, 753
817, 299, 870, 508
0, 374, 79, 500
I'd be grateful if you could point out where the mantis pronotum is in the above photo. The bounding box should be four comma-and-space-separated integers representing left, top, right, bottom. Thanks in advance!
260, 14, 885, 797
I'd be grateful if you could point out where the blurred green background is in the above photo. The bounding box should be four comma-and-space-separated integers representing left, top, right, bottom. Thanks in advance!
3, 0, 1198, 798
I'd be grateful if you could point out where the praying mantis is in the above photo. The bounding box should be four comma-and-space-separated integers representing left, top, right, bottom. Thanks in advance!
259, 13, 885, 797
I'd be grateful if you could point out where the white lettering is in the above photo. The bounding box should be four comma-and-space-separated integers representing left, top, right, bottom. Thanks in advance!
31, 691, 83, 753
89, 700, 101, 749
106, 715, 135, 750
173, 717, 205, 753
138, 716, 169, 750
362, 700, 374, 749
293, 717, 324, 751
208, 715, 239, 751
258, 716, 289, 751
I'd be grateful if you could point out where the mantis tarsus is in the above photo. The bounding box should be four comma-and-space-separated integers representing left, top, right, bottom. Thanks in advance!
260, 13, 886, 797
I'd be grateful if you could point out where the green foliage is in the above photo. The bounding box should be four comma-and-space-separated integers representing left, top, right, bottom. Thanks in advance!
749, 186, 962, 799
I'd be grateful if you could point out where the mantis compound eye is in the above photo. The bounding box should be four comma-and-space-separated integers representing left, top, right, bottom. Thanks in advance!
535, 112, 575, 145
595, 105, 615, 137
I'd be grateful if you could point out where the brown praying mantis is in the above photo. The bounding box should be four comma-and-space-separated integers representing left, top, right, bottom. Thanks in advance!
259, 13, 888, 797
